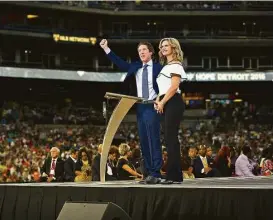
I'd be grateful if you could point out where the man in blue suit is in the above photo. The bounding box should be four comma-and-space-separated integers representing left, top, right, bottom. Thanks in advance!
100, 39, 162, 184
193, 145, 221, 178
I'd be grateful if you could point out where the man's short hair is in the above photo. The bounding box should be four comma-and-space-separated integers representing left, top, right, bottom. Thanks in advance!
197, 144, 207, 151
242, 146, 251, 155
189, 146, 197, 151
137, 41, 155, 55
70, 148, 78, 154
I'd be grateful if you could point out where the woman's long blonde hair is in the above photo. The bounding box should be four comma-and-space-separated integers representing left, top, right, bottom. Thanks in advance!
158, 38, 184, 65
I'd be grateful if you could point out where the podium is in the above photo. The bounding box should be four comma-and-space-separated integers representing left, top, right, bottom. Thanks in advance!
100, 92, 151, 182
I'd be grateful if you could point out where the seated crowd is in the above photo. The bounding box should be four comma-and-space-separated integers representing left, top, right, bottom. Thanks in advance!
31, 143, 143, 183
24, 140, 273, 183
0, 101, 273, 182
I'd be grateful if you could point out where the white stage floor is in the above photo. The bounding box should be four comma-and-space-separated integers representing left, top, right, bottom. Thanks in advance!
3, 176, 273, 189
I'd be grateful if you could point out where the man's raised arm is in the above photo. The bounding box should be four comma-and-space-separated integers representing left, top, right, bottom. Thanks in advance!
100, 39, 130, 72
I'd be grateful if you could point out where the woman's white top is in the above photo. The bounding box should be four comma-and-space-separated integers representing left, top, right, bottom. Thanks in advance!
156, 63, 187, 96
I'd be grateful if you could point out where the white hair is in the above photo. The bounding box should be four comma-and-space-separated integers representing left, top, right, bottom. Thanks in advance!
50, 147, 60, 153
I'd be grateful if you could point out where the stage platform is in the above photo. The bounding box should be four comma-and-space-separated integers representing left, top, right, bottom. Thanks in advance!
1, 176, 273, 220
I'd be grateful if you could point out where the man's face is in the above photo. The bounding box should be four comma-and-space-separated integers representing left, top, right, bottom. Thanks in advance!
127, 150, 132, 158
50, 149, 59, 159
138, 44, 152, 64
32, 172, 40, 182
188, 148, 196, 158
247, 151, 252, 159
109, 153, 117, 161
71, 152, 78, 159
198, 147, 207, 157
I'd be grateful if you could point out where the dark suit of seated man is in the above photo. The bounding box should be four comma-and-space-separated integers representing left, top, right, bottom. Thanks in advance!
193, 145, 221, 178
64, 148, 78, 182
92, 145, 118, 181
40, 147, 64, 182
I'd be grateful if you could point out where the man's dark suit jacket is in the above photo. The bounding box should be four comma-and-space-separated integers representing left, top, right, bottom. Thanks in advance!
64, 157, 76, 182
91, 154, 116, 181
40, 157, 64, 182
91, 154, 101, 181
193, 156, 215, 178
106, 51, 162, 96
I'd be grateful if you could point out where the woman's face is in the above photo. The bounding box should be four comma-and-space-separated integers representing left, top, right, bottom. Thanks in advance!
109, 153, 117, 161
81, 152, 88, 161
160, 40, 172, 57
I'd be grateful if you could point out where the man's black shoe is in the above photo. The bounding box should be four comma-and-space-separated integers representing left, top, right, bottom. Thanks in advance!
139, 176, 161, 184
161, 180, 182, 185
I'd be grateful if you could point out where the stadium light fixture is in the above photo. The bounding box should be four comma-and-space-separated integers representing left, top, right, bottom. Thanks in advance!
27, 14, 39, 19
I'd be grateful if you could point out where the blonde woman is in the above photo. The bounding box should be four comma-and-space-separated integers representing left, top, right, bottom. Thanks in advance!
117, 143, 143, 180
155, 38, 187, 184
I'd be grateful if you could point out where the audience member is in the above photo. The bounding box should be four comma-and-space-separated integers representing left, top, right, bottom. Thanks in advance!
214, 146, 232, 177
193, 145, 220, 178
235, 146, 256, 177
40, 147, 64, 182
117, 143, 143, 180
75, 148, 92, 182
260, 147, 273, 176
64, 148, 78, 182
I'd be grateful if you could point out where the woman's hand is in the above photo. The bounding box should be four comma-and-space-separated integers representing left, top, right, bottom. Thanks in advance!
154, 100, 165, 114
86, 170, 90, 176
154, 97, 160, 111
139, 174, 144, 179
154, 102, 158, 111
227, 156, 231, 167
160, 170, 166, 175
188, 167, 193, 174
